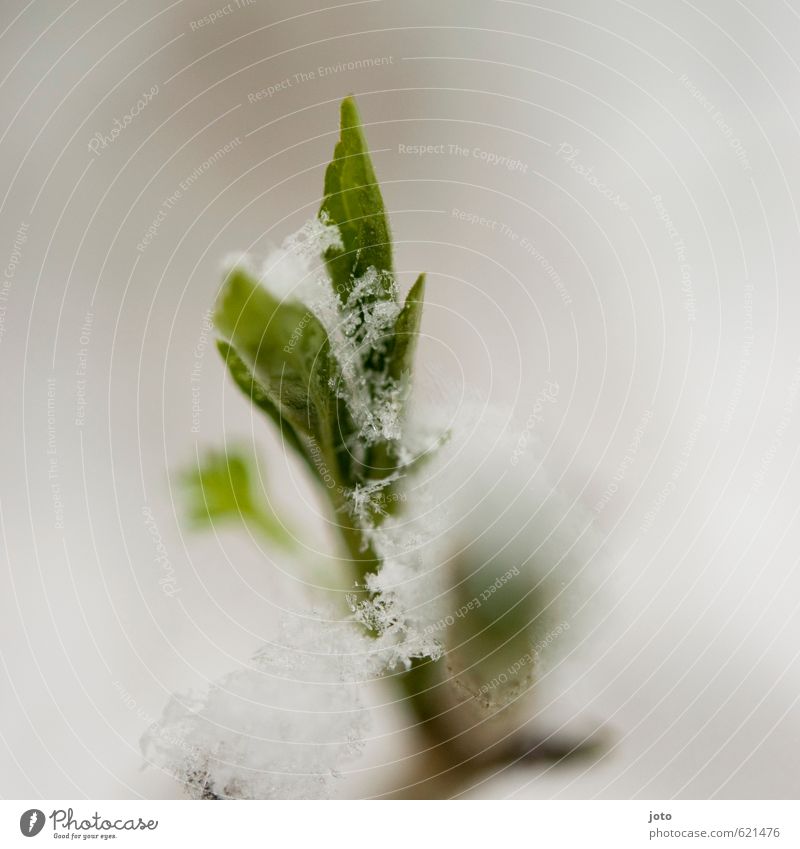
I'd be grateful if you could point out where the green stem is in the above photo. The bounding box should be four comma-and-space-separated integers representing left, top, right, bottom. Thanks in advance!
320, 462, 465, 758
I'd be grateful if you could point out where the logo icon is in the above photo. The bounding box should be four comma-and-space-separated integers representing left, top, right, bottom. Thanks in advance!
19, 809, 46, 837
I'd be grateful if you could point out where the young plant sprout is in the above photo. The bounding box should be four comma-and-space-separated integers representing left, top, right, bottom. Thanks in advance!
143, 97, 598, 799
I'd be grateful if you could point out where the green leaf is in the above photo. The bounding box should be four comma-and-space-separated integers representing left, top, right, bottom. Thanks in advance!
387, 273, 425, 384
181, 449, 254, 523
179, 448, 295, 549
444, 550, 565, 708
213, 267, 340, 442
216, 340, 308, 463
319, 96, 393, 299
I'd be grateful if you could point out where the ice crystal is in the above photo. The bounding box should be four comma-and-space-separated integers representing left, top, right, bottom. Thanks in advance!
220, 217, 342, 304
310, 264, 404, 448
222, 219, 406, 452
346, 400, 597, 695
142, 615, 370, 800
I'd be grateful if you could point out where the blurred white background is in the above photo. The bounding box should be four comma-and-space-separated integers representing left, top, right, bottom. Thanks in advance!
1, 0, 800, 799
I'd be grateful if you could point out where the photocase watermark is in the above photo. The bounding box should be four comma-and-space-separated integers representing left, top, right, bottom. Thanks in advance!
421, 566, 521, 638
188, 0, 255, 31
452, 208, 571, 305
475, 621, 570, 701
398, 142, 528, 173
298, 437, 408, 513
0, 220, 29, 345
74, 311, 93, 427
721, 282, 755, 433
29, 807, 158, 835
640, 412, 706, 533
306, 436, 338, 491
190, 309, 213, 434
19, 809, 45, 837
452, 207, 512, 232
115, 678, 158, 727
679, 73, 752, 172
46, 377, 64, 530
555, 143, 630, 211
594, 408, 653, 513
511, 380, 560, 465
247, 56, 393, 102
137, 137, 242, 252
751, 355, 800, 493
114, 679, 199, 759
141, 506, 179, 596
87, 85, 159, 157
283, 310, 314, 354
652, 194, 696, 323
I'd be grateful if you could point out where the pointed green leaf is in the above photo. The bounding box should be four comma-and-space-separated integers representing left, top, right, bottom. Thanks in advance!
216, 339, 308, 462
387, 273, 425, 384
319, 96, 393, 298
213, 267, 337, 440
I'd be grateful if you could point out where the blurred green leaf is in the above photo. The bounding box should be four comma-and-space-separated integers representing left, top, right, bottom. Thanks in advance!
180, 448, 295, 549
444, 551, 563, 708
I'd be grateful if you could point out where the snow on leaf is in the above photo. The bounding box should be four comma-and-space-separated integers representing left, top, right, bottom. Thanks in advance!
319, 96, 393, 299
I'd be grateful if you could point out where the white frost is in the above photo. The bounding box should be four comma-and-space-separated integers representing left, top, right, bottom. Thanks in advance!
350, 399, 598, 697
142, 615, 370, 800
222, 218, 405, 449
